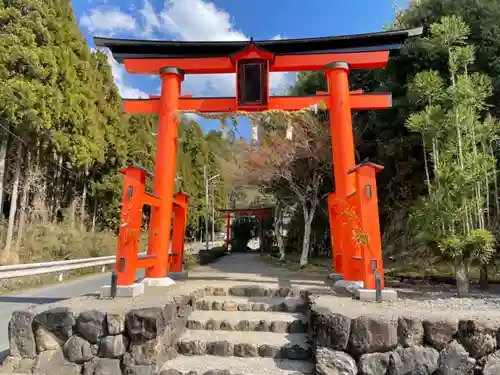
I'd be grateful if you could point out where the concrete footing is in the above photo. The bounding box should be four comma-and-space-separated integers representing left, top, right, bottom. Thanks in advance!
142, 277, 176, 287
99, 282, 144, 298
355, 288, 398, 301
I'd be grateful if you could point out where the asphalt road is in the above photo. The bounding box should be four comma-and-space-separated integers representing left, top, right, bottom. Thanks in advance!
0, 241, 218, 361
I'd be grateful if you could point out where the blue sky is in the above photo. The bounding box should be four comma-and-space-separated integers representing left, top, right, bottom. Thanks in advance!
72, 0, 408, 139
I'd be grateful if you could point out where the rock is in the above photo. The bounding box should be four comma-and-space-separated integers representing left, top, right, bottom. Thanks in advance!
398, 317, 424, 347
236, 320, 254, 331
159, 370, 183, 375
34, 349, 81, 375
238, 303, 252, 311
122, 362, 155, 375
222, 301, 237, 311
9, 310, 37, 358
228, 286, 247, 296
98, 334, 128, 358
254, 320, 269, 331
258, 344, 281, 358
76, 310, 105, 344
348, 316, 398, 355
270, 320, 288, 333
83, 358, 122, 375
234, 343, 258, 357
219, 320, 234, 331
333, 280, 363, 296
212, 301, 223, 310
128, 336, 176, 365
203, 371, 231, 375
310, 308, 351, 351
457, 319, 497, 358
315, 347, 357, 375
387, 346, 439, 375
206, 341, 233, 356
33, 308, 75, 352
289, 320, 308, 334
163, 321, 184, 347
106, 313, 125, 335
163, 302, 178, 323
423, 319, 457, 351
177, 340, 207, 355
126, 307, 165, 343
245, 286, 268, 297
213, 287, 227, 296
436, 340, 475, 375
359, 352, 391, 375
0, 356, 36, 374
186, 320, 204, 330
282, 344, 310, 360
62, 335, 94, 363
483, 350, 500, 375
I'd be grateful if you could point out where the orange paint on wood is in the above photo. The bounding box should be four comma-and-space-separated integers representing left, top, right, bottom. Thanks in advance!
349, 163, 385, 290
123, 93, 391, 115
123, 51, 390, 75
145, 69, 183, 279
171, 192, 188, 273
115, 167, 147, 286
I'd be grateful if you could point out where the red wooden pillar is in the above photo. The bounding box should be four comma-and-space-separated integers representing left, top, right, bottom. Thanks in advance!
348, 162, 385, 289
116, 167, 146, 286
225, 212, 231, 249
170, 192, 188, 272
325, 62, 359, 281
147, 67, 184, 279
328, 193, 343, 273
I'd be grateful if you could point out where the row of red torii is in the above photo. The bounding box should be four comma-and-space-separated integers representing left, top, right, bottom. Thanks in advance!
95, 26, 422, 295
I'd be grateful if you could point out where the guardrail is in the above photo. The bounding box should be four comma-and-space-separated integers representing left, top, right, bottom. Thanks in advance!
0, 241, 224, 280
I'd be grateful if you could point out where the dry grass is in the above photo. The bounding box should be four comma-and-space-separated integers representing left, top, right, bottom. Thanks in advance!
0, 221, 117, 293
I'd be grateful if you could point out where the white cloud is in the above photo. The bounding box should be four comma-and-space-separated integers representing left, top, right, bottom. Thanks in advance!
80, 8, 137, 36
103, 49, 149, 98
81, 0, 296, 99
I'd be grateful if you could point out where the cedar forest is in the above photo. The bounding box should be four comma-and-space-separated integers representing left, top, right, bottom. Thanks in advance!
1, 0, 500, 294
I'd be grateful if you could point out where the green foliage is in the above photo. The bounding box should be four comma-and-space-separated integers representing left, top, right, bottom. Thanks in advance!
405, 16, 498, 291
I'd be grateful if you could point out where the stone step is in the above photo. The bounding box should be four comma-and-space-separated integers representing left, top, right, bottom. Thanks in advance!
195, 295, 307, 313
159, 355, 314, 375
186, 310, 308, 333
204, 285, 308, 299
176, 329, 310, 360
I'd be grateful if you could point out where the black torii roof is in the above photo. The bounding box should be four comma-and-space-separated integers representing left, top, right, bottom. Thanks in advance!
94, 27, 422, 63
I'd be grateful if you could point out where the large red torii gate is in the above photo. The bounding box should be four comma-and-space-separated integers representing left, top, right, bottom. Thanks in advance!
95, 27, 421, 292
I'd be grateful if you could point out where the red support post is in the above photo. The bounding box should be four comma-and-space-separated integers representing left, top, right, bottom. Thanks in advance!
349, 162, 385, 290
115, 167, 146, 286
328, 193, 343, 273
325, 61, 360, 281
170, 192, 188, 272
146, 67, 184, 279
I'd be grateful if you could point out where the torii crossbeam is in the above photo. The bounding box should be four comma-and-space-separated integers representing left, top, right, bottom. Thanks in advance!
95, 27, 422, 292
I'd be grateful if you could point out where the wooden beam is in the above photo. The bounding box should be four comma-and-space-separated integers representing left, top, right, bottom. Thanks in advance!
123, 93, 392, 114
123, 51, 390, 75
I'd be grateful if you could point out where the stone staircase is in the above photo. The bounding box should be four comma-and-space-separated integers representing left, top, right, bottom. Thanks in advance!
159, 285, 314, 375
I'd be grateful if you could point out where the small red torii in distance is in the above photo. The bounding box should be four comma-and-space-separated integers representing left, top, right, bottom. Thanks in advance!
219, 207, 273, 249
95, 27, 422, 291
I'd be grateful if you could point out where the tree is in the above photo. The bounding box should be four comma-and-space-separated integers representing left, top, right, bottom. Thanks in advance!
406, 16, 498, 294
235, 111, 331, 266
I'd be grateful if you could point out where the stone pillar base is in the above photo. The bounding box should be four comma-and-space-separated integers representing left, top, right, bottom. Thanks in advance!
99, 283, 144, 298
355, 288, 398, 301
142, 277, 176, 287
